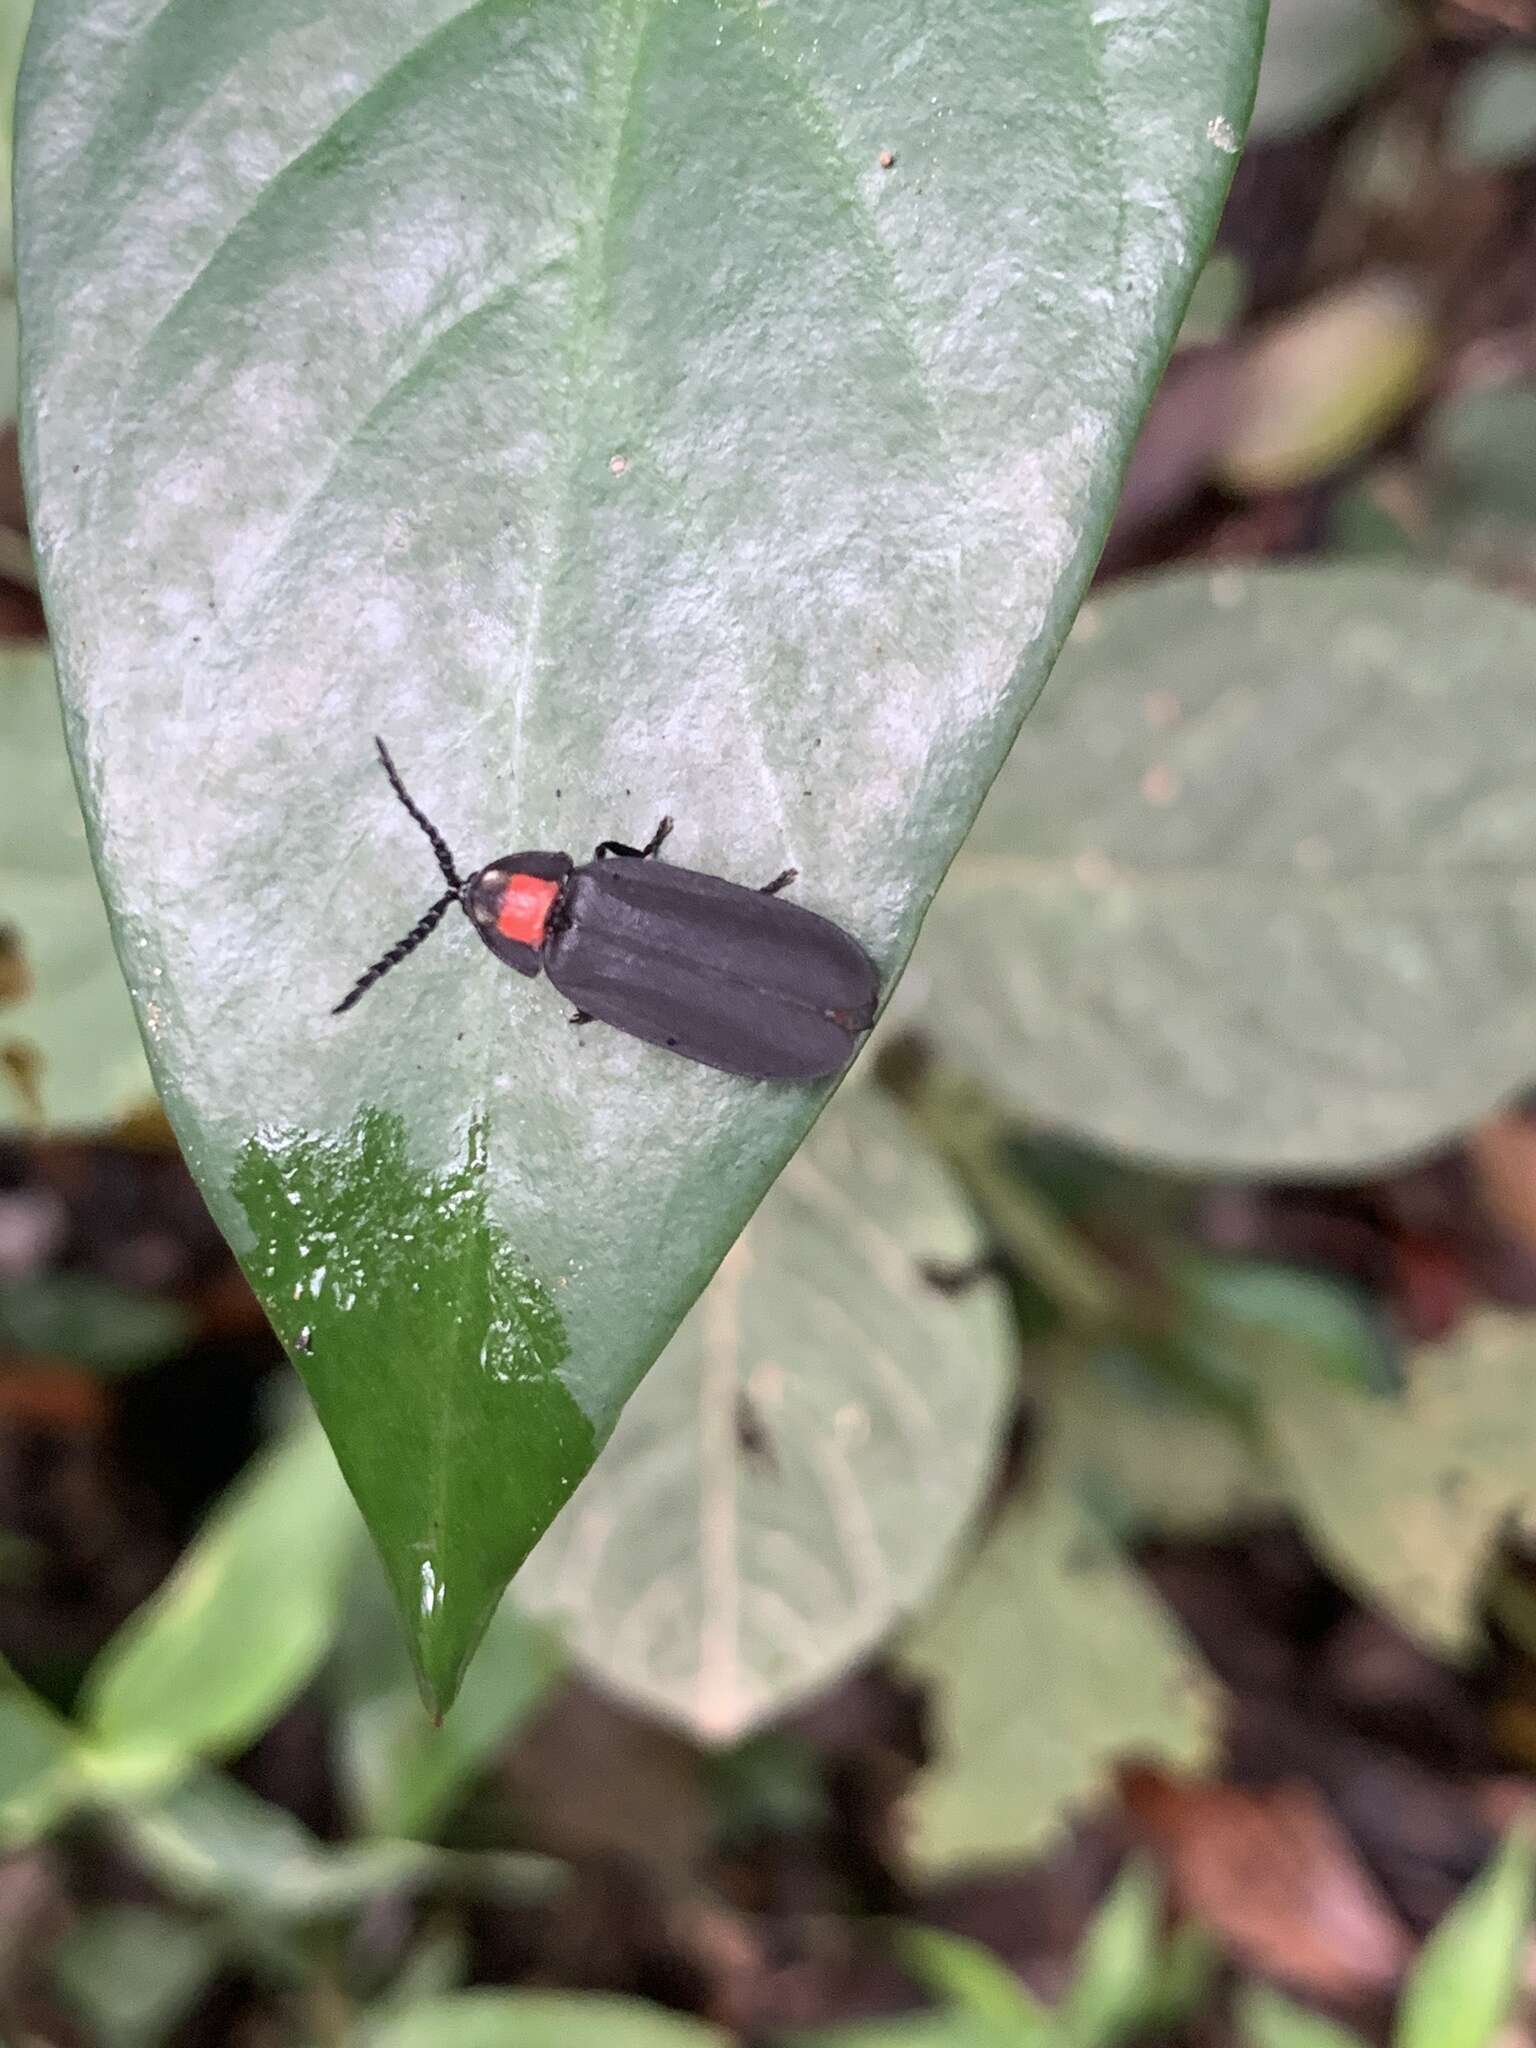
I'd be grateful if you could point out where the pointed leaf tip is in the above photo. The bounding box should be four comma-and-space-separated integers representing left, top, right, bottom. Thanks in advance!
232, 1108, 593, 1714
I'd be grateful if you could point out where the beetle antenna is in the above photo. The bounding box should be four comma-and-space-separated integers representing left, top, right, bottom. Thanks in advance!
332, 889, 459, 1015
374, 737, 462, 890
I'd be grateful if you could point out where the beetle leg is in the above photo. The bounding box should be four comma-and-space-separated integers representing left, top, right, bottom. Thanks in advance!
760, 867, 798, 896
593, 815, 673, 862
568, 1009, 594, 1026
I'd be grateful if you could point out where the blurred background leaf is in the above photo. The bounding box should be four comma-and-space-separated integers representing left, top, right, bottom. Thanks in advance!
909, 566, 1536, 1174
519, 1088, 1014, 1742
898, 1484, 1216, 1877
80, 1413, 359, 1789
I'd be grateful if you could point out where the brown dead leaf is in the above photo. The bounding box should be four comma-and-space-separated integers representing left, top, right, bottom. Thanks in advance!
1123, 1767, 1411, 1998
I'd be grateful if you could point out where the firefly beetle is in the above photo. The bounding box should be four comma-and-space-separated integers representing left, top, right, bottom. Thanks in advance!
332, 739, 880, 1082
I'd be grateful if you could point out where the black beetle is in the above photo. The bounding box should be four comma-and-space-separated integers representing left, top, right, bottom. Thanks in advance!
332, 739, 880, 1081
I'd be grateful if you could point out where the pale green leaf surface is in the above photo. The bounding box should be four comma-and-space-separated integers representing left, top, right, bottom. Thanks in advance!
0, 643, 150, 1130
1395, 1831, 1536, 2048
82, 1414, 360, 1782
356, 1991, 728, 2048
909, 566, 1536, 1174
1267, 1309, 1536, 1654
898, 1483, 1216, 1877
519, 1089, 1013, 1742
15, 0, 1263, 1703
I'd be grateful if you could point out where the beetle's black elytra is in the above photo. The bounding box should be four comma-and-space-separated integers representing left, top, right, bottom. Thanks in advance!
332, 739, 880, 1082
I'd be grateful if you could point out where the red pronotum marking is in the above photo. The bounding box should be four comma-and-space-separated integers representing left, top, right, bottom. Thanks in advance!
495, 873, 561, 948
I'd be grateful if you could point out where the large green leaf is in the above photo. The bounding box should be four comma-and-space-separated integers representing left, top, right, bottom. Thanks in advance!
16, 0, 1263, 1705
910, 566, 1536, 1174
518, 1087, 1013, 1742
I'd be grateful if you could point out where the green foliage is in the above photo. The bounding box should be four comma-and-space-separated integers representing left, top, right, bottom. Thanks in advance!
114, 1769, 556, 1926
1237, 1833, 1536, 2048
0, 1416, 362, 1846
0, 1412, 558, 1970
80, 1412, 359, 1787
16, 0, 1264, 1702
892, 1925, 1057, 2038
796, 1867, 1207, 2047
1056, 1858, 1166, 2047
1177, 1259, 1394, 1398
1237, 1987, 1367, 2048
357, 1991, 729, 2048
1215, 280, 1433, 495
0, 1655, 78, 1847
1395, 1830, 1536, 2048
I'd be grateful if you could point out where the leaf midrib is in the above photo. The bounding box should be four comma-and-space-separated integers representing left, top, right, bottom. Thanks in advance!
431, 0, 663, 1589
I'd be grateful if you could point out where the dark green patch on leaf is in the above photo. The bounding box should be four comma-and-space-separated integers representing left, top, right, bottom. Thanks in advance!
232, 1109, 590, 1713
